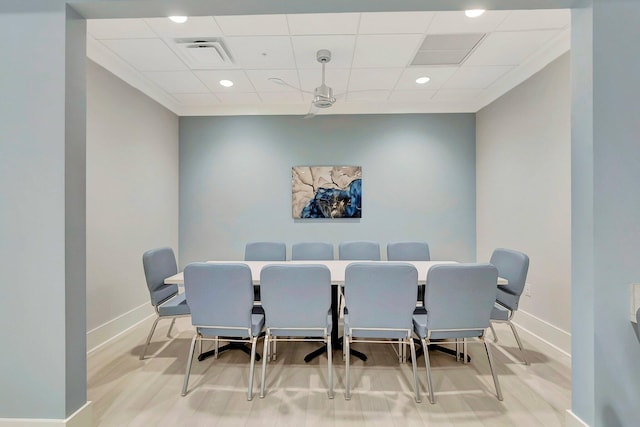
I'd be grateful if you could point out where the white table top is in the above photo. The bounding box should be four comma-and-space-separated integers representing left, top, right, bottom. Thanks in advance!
164, 260, 507, 286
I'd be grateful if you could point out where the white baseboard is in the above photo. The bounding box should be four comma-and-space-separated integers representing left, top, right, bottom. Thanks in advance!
566, 409, 590, 427
0, 402, 92, 427
87, 303, 154, 354
512, 309, 571, 357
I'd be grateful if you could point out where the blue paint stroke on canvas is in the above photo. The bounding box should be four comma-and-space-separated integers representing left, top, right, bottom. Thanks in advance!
292, 166, 362, 219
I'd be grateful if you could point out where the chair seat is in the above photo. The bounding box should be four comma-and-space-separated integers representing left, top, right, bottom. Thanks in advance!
412, 312, 485, 340
197, 313, 265, 338
158, 293, 190, 316
268, 311, 332, 337
490, 302, 511, 321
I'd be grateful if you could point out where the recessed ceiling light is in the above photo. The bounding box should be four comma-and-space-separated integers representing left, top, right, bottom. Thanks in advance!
415, 76, 431, 84
168, 16, 188, 24
465, 9, 485, 18
219, 80, 234, 88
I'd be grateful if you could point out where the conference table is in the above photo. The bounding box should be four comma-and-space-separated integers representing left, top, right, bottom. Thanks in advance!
165, 260, 506, 362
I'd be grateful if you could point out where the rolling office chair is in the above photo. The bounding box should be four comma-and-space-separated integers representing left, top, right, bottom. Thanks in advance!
259, 264, 333, 398
488, 248, 531, 365
291, 242, 334, 260
387, 241, 431, 262
181, 262, 264, 400
140, 247, 190, 360
413, 263, 502, 403
343, 262, 421, 402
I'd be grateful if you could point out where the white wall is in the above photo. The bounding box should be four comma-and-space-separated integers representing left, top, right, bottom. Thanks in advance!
86, 60, 179, 348
476, 53, 571, 352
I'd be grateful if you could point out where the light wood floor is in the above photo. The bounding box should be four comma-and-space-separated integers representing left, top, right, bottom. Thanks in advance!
88, 317, 571, 426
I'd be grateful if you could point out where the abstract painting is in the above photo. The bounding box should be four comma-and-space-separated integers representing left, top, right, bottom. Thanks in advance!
292, 166, 362, 219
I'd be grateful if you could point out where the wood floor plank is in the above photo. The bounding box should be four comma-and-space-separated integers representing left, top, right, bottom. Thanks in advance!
88, 318, 571, 426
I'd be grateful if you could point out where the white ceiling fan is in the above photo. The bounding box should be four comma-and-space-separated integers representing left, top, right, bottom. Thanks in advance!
269, 49, 337, 117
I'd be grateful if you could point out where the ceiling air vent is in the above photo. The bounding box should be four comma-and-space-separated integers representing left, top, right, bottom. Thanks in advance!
171, 37, 234, 69
411, 33, 485, 66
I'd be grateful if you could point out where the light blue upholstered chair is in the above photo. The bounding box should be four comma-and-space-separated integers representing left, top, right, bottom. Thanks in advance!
488, 248, 531, 365
291, 242, 334, 260
181, 262, 265, 400
244, 241, 287, 261
387, 241, 431, 310
259, 264, 333, 398
338, 241, 381, 261
343, 262, 421, 402
413, 263, 502, 403
140, 247, 190, 360
386, 241, 431, 261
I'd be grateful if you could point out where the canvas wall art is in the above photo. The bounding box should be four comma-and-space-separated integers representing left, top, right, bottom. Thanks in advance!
292, 166, 362, 219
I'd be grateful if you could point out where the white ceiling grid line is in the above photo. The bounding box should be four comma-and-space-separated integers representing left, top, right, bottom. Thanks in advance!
85, 9, 571, 116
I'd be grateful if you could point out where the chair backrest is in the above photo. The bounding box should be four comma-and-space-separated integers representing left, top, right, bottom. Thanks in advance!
260, 264, 331, 330
387, 241, 431, 261
142, 247, 179, 306
490, 248, 530, 310
244, 241, 286, 261
339, 241, 380, 261
183, 262, 255, 331
344, 262, 418, 332
423, 263, 498, 338
291, 242, 334, 260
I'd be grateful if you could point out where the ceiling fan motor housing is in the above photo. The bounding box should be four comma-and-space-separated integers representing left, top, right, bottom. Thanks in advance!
313, 84, 335, 108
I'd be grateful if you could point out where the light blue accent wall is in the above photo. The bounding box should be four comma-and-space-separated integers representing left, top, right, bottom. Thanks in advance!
179, 114, 476, 266
572, 1, 640, 426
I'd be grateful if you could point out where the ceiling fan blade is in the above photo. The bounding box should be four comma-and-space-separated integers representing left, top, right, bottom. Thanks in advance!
267, 77, 313, 94
304, 103, 319, 119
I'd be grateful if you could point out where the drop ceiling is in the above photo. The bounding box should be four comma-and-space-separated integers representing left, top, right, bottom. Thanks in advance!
87, 9, 570, 116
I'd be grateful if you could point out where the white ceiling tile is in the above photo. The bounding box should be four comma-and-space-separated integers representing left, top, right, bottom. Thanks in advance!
87, 19, 156, 39
215, 92, 262, 104
359, 12, 434, 34
291, 36, 357, 68
225, 36, 296, 69
299, 68, 350, 94
432, 89, 482, 101
395, 67, 458, 90
173, 93, 221, 105
426, 11, 510, 34
388, 90, 436, 103
214, 14, 289, 36
287, 13, 360, 35
348, 68, 403, 91
143, 71, 210, 93
497, 9, 570, 32
344, 90, 390, 102
352, 34, 423, 67
465, 30, 560, 66
259, 92, 305, 103
245, 69, 302, 92
443, 66, 513, 89
100, 39, 187, 71
193, 70, 255, 92
143, 16, 223, 38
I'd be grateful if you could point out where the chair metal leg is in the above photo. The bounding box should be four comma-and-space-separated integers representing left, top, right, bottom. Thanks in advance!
181, 335, 198, 396
140, 316, 161, 360
214, 337, 219, 359
167, 318, 176, 338
422, 338, 435, 404
259, 334, 269, 398
508, 321, 529, 365
408, 337, 421, 403
327, 335, 334, 399
483, 339, 503, 401
247, 336, 258, 401
344, 334, 351, 400
490, 323, 499, 343
463, 339, 468, 365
